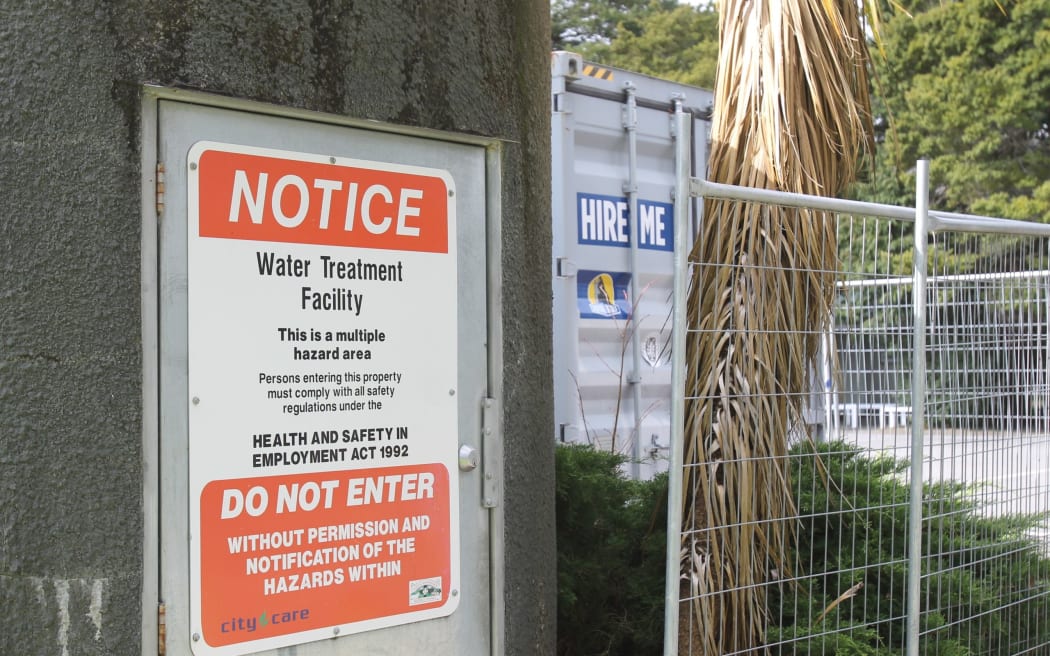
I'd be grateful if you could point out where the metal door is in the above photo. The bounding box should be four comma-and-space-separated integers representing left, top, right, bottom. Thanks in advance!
153, 98, 494, 656
550, 52, 712, 479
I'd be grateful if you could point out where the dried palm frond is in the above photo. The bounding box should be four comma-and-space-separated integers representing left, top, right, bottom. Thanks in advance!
679, 0, 874, 653
814, 581, 865, 625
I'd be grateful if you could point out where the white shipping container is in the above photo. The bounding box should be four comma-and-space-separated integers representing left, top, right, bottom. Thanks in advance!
551, 51, 713, 479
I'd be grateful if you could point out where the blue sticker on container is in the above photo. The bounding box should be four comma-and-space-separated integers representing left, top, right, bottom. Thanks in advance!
578, 270, 632, 319
577, 192, 673, 251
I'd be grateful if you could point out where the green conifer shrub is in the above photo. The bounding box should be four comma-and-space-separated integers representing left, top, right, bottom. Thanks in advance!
556, 442, 1050, 655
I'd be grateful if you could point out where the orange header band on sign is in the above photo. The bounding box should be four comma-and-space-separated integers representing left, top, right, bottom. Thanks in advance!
196, 148, 450, 254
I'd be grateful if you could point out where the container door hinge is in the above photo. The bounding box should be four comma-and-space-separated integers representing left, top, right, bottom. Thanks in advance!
621, 82, 638, 131
559, 423, 579, 443
481, 397, 500, 508
669, 93, 686, 138
155, 162, 166, 218
556, 257, 577, 278
157, 602, 166, 656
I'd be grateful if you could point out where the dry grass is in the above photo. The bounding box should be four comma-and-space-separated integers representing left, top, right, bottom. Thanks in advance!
679, 0, 874, 653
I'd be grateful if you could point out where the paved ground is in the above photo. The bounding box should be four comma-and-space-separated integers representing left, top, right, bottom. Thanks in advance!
835, 424, 1050, 540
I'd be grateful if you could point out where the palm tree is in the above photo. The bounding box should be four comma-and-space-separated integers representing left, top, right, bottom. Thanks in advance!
678, 0, 875, 653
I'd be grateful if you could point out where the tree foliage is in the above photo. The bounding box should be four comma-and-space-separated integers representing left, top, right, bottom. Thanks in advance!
866, 0, 1050, 222
551, 0, 719, 89
551, 0, 678, 49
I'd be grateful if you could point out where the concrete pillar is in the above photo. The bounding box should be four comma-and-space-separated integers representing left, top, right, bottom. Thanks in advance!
0, 2, 553, 654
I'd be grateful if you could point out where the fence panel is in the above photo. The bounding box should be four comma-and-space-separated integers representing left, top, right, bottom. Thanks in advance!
918, 232, 1050, 655
667, 176, 1050, 655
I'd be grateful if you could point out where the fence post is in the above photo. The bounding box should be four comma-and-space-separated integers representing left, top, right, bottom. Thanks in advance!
821, 321, 836, 440
1045, 277, 1050, 436
662, 97, 691, 656
906, 160, 931, 656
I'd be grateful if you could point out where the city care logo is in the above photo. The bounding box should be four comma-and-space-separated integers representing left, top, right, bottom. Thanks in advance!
220, 607, 311, 634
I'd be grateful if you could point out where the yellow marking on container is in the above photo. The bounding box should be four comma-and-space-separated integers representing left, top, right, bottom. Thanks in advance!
582, 64, 614, 81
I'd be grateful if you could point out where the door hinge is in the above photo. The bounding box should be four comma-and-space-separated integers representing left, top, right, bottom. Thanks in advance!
155, 162, 166, 217
481, 397, 500, 508
157, 602, 166, 656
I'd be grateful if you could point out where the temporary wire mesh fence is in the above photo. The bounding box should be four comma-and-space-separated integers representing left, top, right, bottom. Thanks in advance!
667, 177, 1050, 655
918, 233, 1050, 656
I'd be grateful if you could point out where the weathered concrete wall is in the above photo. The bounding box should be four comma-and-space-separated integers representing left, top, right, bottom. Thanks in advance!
0, 2, 553, 654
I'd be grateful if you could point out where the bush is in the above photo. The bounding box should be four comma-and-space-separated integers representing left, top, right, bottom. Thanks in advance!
556, 442, 1050, 655
778, 442, 1050, 655
556, 444, 667, 656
